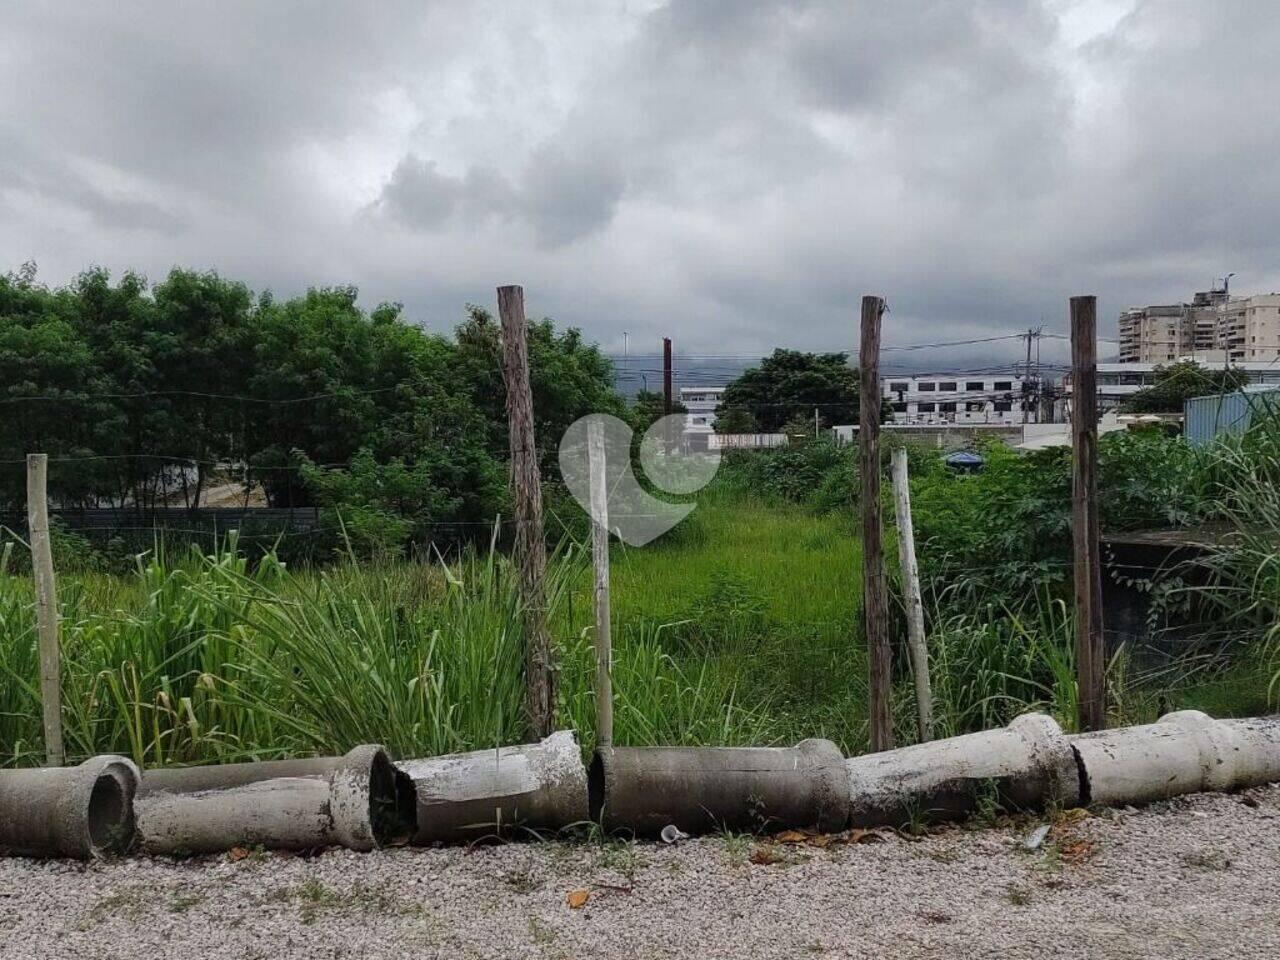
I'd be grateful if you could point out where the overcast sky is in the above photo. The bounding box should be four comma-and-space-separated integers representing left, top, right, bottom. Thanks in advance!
2, 1, 1276, 369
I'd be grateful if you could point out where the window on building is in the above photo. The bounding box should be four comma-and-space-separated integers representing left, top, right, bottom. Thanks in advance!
889, 382, 908, 392
916, 402, 936, 413
966, 401, 985, 412
966, 381, 984, 391
994, 381, 1013, 391
917, 382, 936, 392
939, 402, 957, 413
994, 401, 1012, 412
939, 382, 957, 391
891, 402, 906, 413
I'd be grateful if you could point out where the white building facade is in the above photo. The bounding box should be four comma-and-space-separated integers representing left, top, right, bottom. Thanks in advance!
679, 386, 725, 442
1064, 359, 1280, 413
882, 374, 1036, 425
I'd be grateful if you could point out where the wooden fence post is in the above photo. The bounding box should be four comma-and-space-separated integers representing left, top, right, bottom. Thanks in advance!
891, 446, 933, 742
498, 285, 555, 739
587, 419, 613, 749
860, 295, 894, 752
27, 453, 64, 766
1070, 295, 1106, 732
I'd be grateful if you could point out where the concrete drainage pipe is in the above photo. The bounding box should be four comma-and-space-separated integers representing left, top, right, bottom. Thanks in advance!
590, 739, 848, 837
134, 744, 416, 855
1071, 710, 1280, 807
0, 755, 140, 859
399, 730, 588, 844
845, 713, 1080, 828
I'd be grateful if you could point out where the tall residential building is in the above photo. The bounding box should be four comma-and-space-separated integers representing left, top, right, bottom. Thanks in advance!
1118, 287, 1280, 363
1220, 294, 1280, 363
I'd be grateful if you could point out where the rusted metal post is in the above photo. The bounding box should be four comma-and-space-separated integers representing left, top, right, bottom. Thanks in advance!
860, 296, 894, 752
498, 285, 555, 739
1071, 295, 1105, 732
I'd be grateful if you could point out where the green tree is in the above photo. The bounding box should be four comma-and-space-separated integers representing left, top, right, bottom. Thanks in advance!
1121, 361, 1249, 414
714, 406, 759, 434
715, 349, 863, 432
630, 389, 686, 432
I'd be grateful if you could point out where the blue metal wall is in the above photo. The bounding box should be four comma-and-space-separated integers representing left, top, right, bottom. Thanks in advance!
1185, 389, 1280, 447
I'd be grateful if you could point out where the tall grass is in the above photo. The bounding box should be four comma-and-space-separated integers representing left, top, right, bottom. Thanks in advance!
2, 458, 1272, 769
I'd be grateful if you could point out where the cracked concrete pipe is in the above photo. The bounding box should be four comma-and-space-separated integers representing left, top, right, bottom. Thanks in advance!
134, 744, 416, 855
399, 730, 588, 843
1071, 710, 1280, 807
590, 740, 848, 837
845, 713, 1080, 828
0, 755, 140, 859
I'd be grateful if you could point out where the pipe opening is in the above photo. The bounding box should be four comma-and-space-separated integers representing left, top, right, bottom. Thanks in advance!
368, 751, 417, 846
87, 771, 134, 856
1071, 743, 1092, 807
587, 752, 607, 824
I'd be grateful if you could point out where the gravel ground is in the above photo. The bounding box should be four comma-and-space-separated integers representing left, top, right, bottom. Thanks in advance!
3, 785, 1279, 960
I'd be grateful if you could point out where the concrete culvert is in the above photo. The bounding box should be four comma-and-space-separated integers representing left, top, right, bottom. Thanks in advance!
845, 713, 1080, 828
398, 730, 588, 843
590, 740, 848, 837
134, 745, 416, 855
1071, 710, 1280, 807
0, 755, 140, 859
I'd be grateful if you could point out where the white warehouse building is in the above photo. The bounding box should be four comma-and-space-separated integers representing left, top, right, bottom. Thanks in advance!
882, 374, 1036, 425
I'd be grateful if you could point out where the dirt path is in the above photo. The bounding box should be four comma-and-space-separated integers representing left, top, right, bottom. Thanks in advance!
3, 785, 1278, 959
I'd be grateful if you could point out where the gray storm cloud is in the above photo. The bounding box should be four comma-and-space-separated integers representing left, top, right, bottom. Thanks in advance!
1, 0, 1277, 361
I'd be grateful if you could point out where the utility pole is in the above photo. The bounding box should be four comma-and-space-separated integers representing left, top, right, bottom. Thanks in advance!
27, 454, 64, 766
814, 407, 820, 439
1023, 328, 1034, 425
860, 295, 893, 752
1070, 295, 1105, 733
498, 285, 555, 739
662, 337, 673, 415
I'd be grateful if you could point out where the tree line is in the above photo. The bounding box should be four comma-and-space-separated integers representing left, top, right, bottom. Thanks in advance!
0, 263, 624, 553
2, 262, 877, 557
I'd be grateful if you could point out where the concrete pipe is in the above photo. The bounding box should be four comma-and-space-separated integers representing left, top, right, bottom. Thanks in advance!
0, 755, 140, 859
590, 740, 848, 837
845, 713, 1080, 828
134, 744, 416, 855
399, 730, 588, 843
1070, 710, 1280, 807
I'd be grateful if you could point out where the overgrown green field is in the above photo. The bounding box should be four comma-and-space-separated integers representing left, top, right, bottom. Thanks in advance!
3, 480, 1272, 770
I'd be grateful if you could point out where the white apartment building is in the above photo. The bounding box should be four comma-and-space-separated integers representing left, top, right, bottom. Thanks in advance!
882, 374, 1035, 425
679, 385, 724, 441
1220, 294, 1280, 363
1118, 288, 1280, 363
1117, 304, 1186, 363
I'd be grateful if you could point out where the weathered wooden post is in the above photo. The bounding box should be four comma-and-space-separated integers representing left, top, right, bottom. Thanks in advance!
891, 446, 933, 742
587, 419, 613, 749
27, 453, 64, 766
1070, 295, 1106, 732
860, 295, 894, 752
497, 285, 555, 739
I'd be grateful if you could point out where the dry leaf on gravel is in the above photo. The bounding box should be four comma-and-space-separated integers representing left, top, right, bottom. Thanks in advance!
749, 845, 784, 866
1059, 838, 1096, 864
567, 889, 590, 909
773, 828, 886, 848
